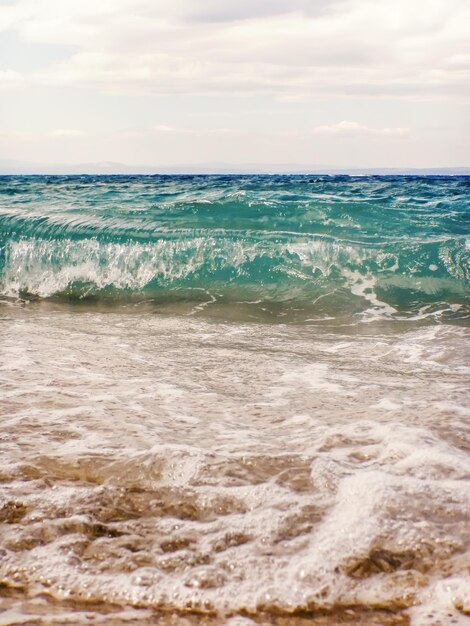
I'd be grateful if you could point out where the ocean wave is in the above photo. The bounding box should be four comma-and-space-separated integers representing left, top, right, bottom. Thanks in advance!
0, 175, 469, 320
0, 234, 468, 318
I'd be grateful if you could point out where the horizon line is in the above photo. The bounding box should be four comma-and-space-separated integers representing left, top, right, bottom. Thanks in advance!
1, 162, 470, 176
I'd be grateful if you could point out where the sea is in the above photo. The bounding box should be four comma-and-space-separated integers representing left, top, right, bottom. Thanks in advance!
0, 175, 469, 626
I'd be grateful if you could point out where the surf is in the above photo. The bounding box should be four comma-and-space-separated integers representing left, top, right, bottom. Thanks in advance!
0, 175, 469, 322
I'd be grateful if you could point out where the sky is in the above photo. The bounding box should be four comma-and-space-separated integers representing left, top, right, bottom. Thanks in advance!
1, 0, 469, 170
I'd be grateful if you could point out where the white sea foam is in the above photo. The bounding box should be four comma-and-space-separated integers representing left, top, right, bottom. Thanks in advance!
343, 268, 398, 320
0, 308, 469, 624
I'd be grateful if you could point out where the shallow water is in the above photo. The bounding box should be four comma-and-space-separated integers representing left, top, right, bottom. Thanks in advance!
0, 304, 469, 625
0, 176, 469, 625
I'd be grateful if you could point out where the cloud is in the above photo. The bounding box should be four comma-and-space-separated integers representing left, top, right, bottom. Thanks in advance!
1, 0, 469, 101
0, 68, 24, 89
2, 123, 467, 169
175, 0, 339, 23
153, 125, 179, 133
50, 129, 85, 138
152, 125, 240, 136
312, 121, 409, 137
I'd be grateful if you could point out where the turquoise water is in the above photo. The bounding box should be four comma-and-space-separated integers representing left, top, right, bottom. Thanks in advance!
1, 176, 470, 625
1, 175, 469, 321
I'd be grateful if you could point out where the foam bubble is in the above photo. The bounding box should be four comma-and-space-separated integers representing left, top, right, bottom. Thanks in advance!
0, 307, 469, 624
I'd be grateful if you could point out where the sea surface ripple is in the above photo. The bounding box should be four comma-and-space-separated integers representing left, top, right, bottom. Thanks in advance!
0, 176, 469, 625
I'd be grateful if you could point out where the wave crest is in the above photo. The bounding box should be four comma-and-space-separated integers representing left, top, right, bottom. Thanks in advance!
1, 234, 468, 321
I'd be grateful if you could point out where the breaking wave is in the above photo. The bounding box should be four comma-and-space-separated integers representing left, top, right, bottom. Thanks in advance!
0, 175, 469, 321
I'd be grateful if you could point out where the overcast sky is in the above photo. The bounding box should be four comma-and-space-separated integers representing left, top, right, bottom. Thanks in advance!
1, 0, 469, 168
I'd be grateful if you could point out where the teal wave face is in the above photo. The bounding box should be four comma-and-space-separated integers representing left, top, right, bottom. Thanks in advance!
0, 175, 469, 321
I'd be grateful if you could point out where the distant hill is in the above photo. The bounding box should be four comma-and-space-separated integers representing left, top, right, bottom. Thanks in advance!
0, 159, 469, 176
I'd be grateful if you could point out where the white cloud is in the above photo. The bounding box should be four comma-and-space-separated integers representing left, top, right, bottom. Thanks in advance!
153, 125, 179, 133
173, 0, 338, 24
0, 68, 24, 90
50, 129, 85, 138
312, 121, 409, 137
1, 0, 468, 100
1, 123, 467, 169
2, 0, 469, 169
152, 125, 241, 136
